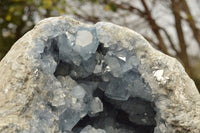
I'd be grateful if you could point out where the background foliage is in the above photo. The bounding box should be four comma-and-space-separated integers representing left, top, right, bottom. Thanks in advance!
0, 0, 200, 90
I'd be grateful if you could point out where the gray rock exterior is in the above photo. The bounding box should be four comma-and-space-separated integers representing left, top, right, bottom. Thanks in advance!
0, 16, 200, 133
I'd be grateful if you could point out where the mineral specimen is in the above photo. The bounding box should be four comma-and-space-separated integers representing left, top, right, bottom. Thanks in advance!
0, 16, 200, 133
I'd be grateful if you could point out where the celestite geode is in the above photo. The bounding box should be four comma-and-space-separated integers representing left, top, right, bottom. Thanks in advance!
0, 16, 200, 133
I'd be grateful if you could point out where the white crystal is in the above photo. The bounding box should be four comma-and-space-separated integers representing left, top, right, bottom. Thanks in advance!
80, 125, 106, 133
71, 85, 86, 99
118, 56, 126, 61
154, 69, 164, 81
76, 30, 93, 47
89, 97, 103, 115
153, 69, 169, 85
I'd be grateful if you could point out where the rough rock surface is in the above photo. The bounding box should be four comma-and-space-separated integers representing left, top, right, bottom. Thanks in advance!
0, 16, 200, 133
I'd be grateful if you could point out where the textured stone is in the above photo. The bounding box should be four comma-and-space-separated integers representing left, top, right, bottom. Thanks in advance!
80, 125, 106, 133
0, 16, 200, 133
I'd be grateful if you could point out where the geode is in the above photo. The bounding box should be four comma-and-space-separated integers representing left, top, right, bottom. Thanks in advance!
0, 16, 200, 133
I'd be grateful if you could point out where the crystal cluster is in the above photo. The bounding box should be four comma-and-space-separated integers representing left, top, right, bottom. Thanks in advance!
47, 25, 155, 132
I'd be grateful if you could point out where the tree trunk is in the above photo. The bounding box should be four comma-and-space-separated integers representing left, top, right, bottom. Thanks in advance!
171, 0, 191, 76
181, 0, 200, 47
140, 0, 169, 55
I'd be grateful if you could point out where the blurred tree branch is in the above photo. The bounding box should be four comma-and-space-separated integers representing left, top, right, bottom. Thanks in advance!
171, 0, 191, 75
181, 0, 200, 47
141, 0, 168, 55
159, 26, 179, 55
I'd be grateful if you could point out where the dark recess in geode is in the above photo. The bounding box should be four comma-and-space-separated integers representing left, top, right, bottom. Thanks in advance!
72, 88, 156, 133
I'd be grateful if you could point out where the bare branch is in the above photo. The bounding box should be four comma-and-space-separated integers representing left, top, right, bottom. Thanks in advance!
181, 0, 200, 47
143, 35, 158, 47
108, 1, 147, 18
171, 0, 191, 75
159, 26, 180, 55
140, 0, 169, 54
